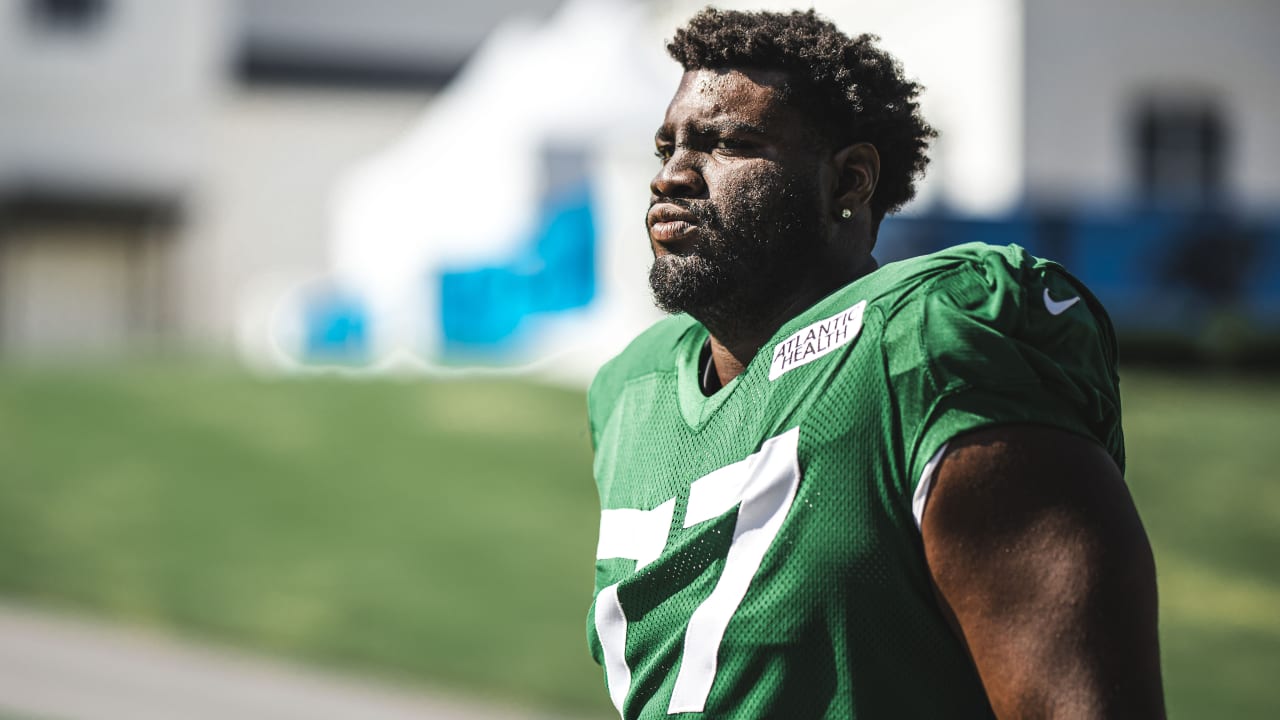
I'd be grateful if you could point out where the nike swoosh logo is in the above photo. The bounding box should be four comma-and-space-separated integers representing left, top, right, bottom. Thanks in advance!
1043, 288, 1081, 316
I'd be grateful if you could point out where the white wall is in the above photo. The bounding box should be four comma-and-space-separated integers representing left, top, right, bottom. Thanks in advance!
242, 0, 562, 66
182, 86, 429, 351
1024, 0, 1280, 211
0, 0, 231, 194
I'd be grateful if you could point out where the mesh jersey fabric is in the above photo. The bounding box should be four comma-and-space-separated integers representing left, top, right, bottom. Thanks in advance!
586, 242, 1124, 719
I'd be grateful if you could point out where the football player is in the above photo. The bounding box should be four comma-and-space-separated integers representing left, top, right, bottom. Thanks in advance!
587, 8, 1165, 719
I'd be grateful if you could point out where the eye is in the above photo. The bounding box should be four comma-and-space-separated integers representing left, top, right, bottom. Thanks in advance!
713, 138, 751, 154
654, 145, 673, 163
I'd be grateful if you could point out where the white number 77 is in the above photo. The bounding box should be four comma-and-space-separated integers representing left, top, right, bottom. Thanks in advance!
594, 428, 801, 716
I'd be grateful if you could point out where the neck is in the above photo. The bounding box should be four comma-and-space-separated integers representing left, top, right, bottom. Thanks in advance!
700, 253, 878, 388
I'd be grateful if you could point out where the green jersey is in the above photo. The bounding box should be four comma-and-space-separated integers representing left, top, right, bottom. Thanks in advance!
586, 243, 1124, 719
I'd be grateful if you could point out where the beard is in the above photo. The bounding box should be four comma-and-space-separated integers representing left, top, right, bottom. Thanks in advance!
648, 168, 827, 331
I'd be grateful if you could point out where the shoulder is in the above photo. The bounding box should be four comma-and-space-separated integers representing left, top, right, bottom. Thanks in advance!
587, 314, 701, 435
868, 242, 1074, 311
873, 243, 1124, 488
592, 313, 700, 392
875, 242, 1118, 365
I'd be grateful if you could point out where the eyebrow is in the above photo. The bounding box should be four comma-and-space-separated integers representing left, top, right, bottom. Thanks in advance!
704, 120, 769, 135
655, 119, 770, 143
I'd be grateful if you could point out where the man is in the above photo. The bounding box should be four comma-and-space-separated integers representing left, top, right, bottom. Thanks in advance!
586, 8, 1164, 719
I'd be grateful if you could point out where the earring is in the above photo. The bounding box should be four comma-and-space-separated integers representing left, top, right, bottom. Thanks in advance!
840, 208, 852, 219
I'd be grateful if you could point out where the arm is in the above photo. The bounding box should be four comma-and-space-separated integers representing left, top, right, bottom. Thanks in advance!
921, 424, 1165, 719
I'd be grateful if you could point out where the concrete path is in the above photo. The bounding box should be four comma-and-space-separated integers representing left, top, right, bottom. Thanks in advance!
0, 603, 594, 720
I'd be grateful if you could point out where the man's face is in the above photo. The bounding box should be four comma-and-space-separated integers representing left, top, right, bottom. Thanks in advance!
647, 68, 831, 322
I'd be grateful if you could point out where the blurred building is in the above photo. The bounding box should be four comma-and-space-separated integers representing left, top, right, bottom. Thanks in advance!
0, 0, 558, 360
0, 0, 1277, 369
873, 0, 1280, 354
1023, 0, 1280, 213
1014, 0, 1280, 353
0, 0, 223, 357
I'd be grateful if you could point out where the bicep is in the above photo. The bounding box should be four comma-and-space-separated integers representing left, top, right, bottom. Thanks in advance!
921, 424, 1165, 719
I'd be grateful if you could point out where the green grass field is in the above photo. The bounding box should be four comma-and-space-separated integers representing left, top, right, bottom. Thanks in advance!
0, 363, 1276, 717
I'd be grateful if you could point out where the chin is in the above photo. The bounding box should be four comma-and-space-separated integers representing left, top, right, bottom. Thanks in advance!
650, 258, 731, 316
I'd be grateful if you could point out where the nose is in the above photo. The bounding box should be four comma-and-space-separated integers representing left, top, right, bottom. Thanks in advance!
650, 152, 705, 199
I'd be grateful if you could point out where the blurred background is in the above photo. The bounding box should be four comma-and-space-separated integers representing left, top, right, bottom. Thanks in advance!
0, 0, 1276, 717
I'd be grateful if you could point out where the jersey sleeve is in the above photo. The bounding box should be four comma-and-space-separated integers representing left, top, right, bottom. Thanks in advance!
888, 245, 1125, 504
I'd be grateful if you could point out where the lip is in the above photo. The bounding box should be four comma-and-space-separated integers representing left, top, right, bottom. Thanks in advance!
648, 203, 699, 244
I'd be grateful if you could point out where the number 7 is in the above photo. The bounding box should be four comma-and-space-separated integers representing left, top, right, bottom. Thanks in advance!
594, 428, 802, 716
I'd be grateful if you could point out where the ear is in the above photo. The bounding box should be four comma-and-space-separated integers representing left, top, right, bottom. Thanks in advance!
832, 143, 880, 219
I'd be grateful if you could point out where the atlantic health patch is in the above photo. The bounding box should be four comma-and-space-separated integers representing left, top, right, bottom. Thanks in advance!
768, 300, 866, 380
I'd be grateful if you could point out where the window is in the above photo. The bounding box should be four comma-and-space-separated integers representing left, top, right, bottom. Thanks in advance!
1132, 97, 1228, 207
27, 0, 108, 33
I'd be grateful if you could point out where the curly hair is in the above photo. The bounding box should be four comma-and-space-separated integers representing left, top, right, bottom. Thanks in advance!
667, 7, 936, 226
